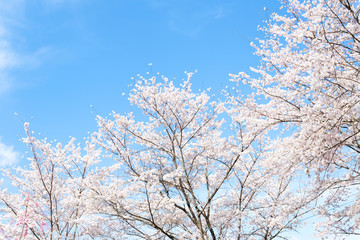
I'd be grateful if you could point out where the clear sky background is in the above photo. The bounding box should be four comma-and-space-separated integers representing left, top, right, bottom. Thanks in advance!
0, 0, 283, 163
0, 1, 338, 239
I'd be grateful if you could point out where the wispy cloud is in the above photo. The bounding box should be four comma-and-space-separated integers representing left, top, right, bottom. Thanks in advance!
0, 0, 58, 97
168, 6, 227, 37
0, 26, 16, 93
0, 139, 18, 166
0, 0, 26, 96
40, 0, 82, 9
0, 42, 19, 96
0, 42, 20, 70
146, 0, 228, 37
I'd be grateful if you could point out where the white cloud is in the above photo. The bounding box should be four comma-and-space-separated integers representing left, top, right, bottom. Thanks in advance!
46, 0, 77, 4
0, 74, 11, 96
0, 41, 20, 70
0, 40, 18, 96
41, 0, 82, 9
0, 139, 19, 166
0, 1, 25, 97
145, 0, 228, 37
168, 6, 227, 37
0, 0, 53, 97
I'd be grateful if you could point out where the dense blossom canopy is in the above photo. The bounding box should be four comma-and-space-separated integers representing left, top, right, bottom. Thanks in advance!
0, 0, 359, 239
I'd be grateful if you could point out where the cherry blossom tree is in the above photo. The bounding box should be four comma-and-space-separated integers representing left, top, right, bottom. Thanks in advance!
233, 0, 360, 237
88, 74, 319, 240
0, 74, 318, 240
0, 124, 103, 239
1, 0, 359, 239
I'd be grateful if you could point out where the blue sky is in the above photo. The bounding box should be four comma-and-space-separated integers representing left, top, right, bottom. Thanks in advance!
0, 0, 283, 165
1, 1, 357, 239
